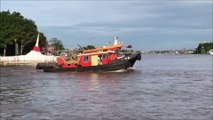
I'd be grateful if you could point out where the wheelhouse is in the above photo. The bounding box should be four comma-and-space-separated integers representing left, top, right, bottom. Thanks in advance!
77, 43, 123, 67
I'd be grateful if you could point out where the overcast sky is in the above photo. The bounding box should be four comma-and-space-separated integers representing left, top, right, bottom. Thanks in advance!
1, 0, 212, 50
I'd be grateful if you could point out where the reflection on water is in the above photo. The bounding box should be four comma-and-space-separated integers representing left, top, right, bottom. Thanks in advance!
0, 54, 212, 120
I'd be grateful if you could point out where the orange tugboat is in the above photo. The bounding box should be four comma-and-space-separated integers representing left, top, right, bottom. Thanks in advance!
38, 37, 141, 72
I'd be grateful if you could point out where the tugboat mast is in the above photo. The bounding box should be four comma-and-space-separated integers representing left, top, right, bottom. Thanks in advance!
114, 36, 119, 45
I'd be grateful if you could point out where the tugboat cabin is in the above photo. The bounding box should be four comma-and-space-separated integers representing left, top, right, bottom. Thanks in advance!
77, 43, 123, 67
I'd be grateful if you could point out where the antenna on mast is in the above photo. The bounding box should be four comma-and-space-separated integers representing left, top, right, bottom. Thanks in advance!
114, 36, 118, 45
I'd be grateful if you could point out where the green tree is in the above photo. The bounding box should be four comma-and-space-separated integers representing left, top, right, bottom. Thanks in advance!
83, 45, 95, 50
0, 11, 14, 56
49, 38, 65, 51
20, 20, 37, 54
76, 45, 96, 52
197, 42, 213, 54
0, 11, 47, 56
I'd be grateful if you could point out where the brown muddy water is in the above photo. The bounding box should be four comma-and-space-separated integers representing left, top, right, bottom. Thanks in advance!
0, 54, 212, 120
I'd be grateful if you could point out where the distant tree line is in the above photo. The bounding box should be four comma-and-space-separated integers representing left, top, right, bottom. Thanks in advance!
49, 38, 65, 51
0, 11, 64, 56
77, 45, 96, 52
196, 42, 213, 54
82, 45, 96, 50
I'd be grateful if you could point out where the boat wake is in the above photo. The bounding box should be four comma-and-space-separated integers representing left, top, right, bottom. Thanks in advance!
108, 67, 135, 73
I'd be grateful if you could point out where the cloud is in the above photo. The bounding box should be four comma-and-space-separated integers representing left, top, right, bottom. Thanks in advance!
1, 0, 212, 50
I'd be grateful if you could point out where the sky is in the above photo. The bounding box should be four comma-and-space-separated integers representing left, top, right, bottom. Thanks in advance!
1, 0, 212, 51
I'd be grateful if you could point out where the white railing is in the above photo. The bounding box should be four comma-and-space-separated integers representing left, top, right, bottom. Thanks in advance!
0, 55, 57, 64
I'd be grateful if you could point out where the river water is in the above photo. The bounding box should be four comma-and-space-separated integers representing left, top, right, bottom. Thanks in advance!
0, 54, 212, 120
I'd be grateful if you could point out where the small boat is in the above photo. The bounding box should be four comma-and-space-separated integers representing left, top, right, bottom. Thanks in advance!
38, 37, 141, 72
209, 49, 213, 55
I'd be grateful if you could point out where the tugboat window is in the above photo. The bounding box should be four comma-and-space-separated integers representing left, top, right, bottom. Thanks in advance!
115, 50, 119, 54
83, 56, 89, 63
103, 54, 108, 58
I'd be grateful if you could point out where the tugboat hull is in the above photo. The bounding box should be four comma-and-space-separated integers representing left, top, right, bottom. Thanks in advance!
43, 53, 141, 72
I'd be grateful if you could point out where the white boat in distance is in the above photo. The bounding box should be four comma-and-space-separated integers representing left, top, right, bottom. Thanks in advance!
209, 49, 213, 55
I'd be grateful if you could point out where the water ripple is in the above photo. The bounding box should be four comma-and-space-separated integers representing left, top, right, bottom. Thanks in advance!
0, 55, 212, 120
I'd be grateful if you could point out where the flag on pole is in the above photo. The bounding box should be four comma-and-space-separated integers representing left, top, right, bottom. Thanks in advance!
126, 45, 132, 48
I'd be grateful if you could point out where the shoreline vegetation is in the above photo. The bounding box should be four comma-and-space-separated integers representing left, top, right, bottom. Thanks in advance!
0, 10, 212, 57
142, 42, 213, 55
0, 11, 64, 56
